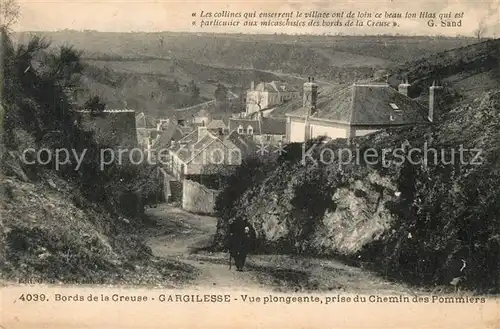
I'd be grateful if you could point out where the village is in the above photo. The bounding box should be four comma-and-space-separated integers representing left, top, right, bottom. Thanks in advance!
4, 2, 500, 326
83, 76, 442, 214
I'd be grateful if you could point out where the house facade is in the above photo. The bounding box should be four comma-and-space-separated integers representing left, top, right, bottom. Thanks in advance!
285, 77, 441, 143
136, 112, 158, 149
136, 113, 187, 152
228, 117, 286, 145
246, 80, 299, 116
193, 108, 211, 126
167, 130, 242, 180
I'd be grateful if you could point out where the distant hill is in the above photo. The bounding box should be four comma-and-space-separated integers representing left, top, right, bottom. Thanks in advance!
76, 59, 291, 118
16, 31, 478, 80
270, 38, 500, 118
17, 31, 481, 118
385, 38, 500, 100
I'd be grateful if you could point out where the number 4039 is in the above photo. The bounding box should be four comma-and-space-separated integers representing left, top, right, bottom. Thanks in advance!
18, 294, 47, 301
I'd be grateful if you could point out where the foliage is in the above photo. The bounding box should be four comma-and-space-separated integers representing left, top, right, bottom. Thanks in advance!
214, 83, 228, 102
0, 0, 20, 30
186, 80, 200, 101
213, 85, 500, 292
1, 26, 159, 218
84, 95, 106, 116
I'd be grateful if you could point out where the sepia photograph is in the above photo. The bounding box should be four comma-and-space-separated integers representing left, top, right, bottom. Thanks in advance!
1, 0, 499, 327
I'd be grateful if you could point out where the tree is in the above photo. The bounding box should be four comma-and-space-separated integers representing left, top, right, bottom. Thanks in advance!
474, 21, 487, 39
0, 0, 20, 156
246, 92, 265, 111
45, 45, 84, 89
84, 95, 106, 116
187, 80, 200, 100
245, 91, 267, 123
0, 0, 20, 30
214, 83, 228, 102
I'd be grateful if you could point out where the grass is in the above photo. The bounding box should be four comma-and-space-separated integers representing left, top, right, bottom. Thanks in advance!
0, 170, 199, 287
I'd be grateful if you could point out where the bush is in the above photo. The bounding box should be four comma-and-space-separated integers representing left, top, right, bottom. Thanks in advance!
213, 90, 500, 293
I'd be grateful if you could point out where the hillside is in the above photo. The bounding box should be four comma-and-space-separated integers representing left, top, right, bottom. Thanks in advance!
270, 38, 500, 118
0, 28, 197, 286
0, 165, 197, 286
13, 31, 479, 119
15, 31, 477, 70
79, 58, 288, 117
385, 38, 500, 99
214, 39, 500, 293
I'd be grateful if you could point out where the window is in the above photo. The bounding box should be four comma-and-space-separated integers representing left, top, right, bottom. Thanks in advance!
247, 126, 254, 135
237, 125, 243, 134
389, 103, 399, 110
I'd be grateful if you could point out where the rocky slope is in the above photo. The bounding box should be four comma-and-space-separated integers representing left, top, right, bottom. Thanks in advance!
0, 160, 197, 286
0, 28, 197, 286
214, 40, 500, 293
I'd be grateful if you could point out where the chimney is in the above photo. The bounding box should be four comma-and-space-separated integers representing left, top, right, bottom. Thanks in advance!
428, 81, 443, 123
250, 81, 255, 90
303, 77, 318, 115
398, 79, 411, 96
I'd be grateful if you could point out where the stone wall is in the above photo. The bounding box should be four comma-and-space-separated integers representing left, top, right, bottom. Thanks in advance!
182, 179, 219, 214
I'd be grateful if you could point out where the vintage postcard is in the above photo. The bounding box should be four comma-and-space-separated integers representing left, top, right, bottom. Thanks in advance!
1, 0, 499, 328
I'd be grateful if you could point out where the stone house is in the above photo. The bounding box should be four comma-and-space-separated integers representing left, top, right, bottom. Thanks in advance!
148, 121, 185, 163
228, 117, 287, 145
135, 112, 157, 149
225, 129, 259, 159
136, 113, 186, 151
193, 108, 211, 126
197, 118, 229, 138
246, 80, 299, 116
167, 129, 241, 180
285, 77, 441, 143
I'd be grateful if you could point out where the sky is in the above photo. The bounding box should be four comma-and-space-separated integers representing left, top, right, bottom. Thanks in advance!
11, 0, 500, 37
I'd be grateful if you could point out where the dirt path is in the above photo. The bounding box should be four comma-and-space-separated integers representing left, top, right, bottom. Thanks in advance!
144, 204, 415, 294
144, 205, 266, 290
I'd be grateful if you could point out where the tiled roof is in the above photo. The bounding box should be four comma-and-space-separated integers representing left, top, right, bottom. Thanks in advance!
206, 119, 227, 130
225, 130, 258, 158
170, 131, 213, 163
229, 118, 259, 133
286, 83, 429, 125
171, 129, 198, 151
228, 118, 286, 135
151, 122, 184, 149
170, 131, 239, 164
261, 118, 286, 135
